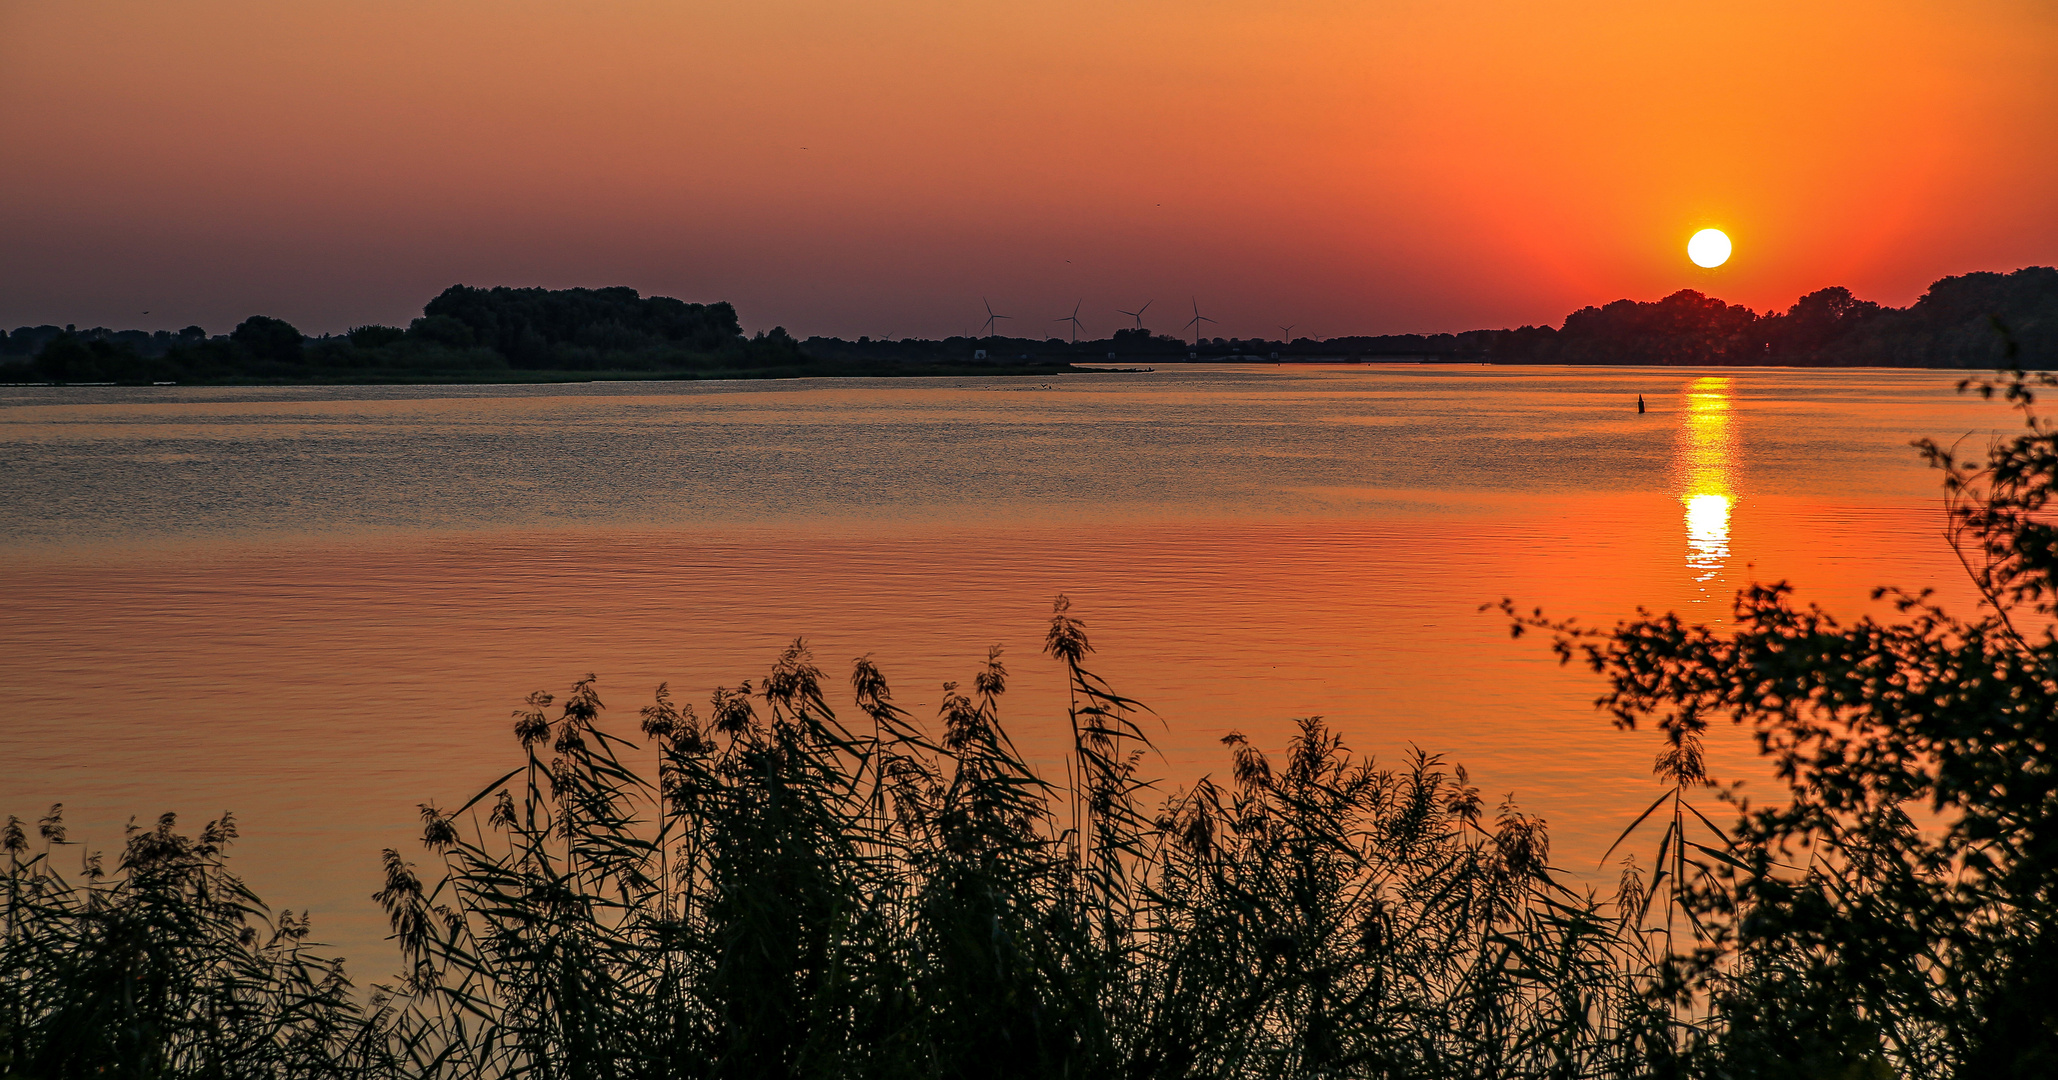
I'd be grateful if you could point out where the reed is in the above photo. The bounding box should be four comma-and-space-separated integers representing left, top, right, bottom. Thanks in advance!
0, 604, 1684, 1079
343, 601, 1685, 1080
1, 808, 406, 1078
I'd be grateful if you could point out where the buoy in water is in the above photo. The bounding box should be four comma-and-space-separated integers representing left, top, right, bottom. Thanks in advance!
1637, 394, 1645, 414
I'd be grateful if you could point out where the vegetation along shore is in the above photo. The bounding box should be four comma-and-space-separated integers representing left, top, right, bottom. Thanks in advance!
3, 267, 2052, 387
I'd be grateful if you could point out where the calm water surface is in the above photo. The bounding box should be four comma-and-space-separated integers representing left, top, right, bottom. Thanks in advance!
0, 364, 2005, 972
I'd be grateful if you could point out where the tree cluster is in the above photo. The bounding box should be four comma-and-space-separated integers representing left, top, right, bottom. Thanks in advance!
0, 286, 804, 385
7, 266, 2053, 385
405, 285, 745, 367
794, 266, 2058, 369
1488, 268, 2058, 367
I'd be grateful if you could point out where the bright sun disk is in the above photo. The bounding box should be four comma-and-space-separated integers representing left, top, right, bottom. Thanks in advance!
1688, 228, 1732, 268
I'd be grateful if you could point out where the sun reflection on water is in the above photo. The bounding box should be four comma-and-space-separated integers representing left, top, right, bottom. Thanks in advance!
1679, 377, 1734, 590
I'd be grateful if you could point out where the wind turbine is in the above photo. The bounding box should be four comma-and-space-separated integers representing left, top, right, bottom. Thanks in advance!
1117, 300, 1153, 330
1278, 324, 1296, 340
978, 298, 1011, 341
1183, 298, 1216, 348
1055, 300, 1086, 343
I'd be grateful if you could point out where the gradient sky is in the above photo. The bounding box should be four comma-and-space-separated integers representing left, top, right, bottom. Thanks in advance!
3, 0, 2053, 339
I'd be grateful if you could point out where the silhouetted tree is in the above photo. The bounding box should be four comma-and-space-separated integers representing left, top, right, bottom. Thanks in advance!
404, 314, 475, 349
1511, 362, 2058, 1077
1552, 289, 1761, 365
230, 315, 305, 363
420, 284, 743, 368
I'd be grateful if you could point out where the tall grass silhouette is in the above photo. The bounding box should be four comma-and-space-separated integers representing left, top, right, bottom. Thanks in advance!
353, 599, 1677, 1078
3, 600, 1677, 1078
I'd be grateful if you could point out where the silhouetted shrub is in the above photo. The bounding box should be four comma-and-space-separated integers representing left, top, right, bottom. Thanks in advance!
1507, 360, 2058, 1076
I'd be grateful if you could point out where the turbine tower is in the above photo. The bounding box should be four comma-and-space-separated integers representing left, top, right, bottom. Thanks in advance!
1279, 324, 1296, 340
1055, 300, 1086, 343
1117, 300, 1153, 330
978, 298, 1011, 341
1183, 297, 1216, 348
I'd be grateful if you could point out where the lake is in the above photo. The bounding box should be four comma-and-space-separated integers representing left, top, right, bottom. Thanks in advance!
0, 364, 2004, 975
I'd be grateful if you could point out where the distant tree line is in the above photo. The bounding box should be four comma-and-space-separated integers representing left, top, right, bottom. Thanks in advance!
803, 266, 2057, 369
6, 267, 2053, 384
1494, 267, 2058, 366
0, 286, 809, 385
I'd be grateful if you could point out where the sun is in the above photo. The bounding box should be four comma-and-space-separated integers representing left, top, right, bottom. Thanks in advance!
1688, 228, 1732, 268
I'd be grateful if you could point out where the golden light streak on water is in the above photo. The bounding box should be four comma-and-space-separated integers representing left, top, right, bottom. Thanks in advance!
1680, 377, 1735, 590
1685, 493, 1732, 572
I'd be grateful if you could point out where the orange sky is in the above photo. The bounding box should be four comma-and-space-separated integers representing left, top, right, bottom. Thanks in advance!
2, 0, 2053, 339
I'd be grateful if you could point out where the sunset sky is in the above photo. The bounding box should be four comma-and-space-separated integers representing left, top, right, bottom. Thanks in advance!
3, 0, 2053, 339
